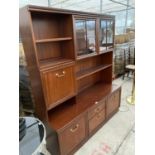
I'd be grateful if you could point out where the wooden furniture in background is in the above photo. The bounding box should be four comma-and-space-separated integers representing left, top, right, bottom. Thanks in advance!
20, 5, 121, 155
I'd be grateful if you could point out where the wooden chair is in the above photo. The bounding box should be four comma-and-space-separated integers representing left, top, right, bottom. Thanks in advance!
122, 47, 135, 79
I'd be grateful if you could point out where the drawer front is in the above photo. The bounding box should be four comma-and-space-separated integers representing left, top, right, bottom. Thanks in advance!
88, 99, 106, 119
89, 108, 106, 133
59, 117, 86, 155
106, 89, 120, 118
41, 66, 76, 109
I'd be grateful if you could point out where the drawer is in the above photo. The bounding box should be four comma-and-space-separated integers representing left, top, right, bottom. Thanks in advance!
88, 99, 106, 119
89, 108, 106, 133
58, 117, 86, 155
41, 66, 76, 109
106, 89, 120, 118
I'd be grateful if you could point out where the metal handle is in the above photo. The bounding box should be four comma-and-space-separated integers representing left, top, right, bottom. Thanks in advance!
70, 124, 79, 133
95, 101, 99, 105
55, 71, 66, 78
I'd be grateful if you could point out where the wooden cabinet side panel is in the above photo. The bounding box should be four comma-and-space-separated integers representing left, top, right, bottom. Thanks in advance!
19, 7, 47, 121
106, 88, 121, 118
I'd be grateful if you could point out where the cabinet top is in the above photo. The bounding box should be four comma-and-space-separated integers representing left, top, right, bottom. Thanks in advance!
22, 5, 115, 19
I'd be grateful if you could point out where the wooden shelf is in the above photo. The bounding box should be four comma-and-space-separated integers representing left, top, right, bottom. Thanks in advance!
99, 48, 114, 54
77, 52, 97, 60
76, 64, 112, 80
39, 58, 74, 71
35, 37, 72, 43
48, 83, 120, 131
76, 49, 113, 61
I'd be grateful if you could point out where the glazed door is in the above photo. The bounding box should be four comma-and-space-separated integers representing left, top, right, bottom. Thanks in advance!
75, 18, 97, 58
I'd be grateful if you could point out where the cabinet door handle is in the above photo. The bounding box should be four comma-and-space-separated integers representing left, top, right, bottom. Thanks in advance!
70, 124, 79, 133
95, 101, 99, 105
55, 71, 66, 77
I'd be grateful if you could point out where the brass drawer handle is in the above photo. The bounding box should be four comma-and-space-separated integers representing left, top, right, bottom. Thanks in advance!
95, 101, 99, 105
55, 71, 66, 77
70, 124, 79, 133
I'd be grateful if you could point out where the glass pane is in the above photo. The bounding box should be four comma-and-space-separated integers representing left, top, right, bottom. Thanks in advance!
86, 20, 96, 53
99, 20, 107, 51
107, 20, 113, 44
75, 20, 87, 56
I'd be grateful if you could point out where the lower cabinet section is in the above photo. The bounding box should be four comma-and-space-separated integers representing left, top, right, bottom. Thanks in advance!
58, 116, 86, 155
53, 87, 121, 155
106, 89, 120, 118
89, 108, 106, 133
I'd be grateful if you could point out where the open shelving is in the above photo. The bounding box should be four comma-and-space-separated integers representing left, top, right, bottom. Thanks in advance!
20, 5, 120, 155
76, 64, 112, 80
35, 37, 72, 43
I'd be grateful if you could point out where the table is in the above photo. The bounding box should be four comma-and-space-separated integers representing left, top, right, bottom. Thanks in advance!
19, 117, 51, 155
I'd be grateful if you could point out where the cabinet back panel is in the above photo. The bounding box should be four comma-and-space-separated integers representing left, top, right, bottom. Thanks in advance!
101, 51, 113, 64
31, 13, 72, 39
61, 41, 75, 59
101, 66, 112, 83
76, 56, 102, 73
37, 42, 62, 61
77, 72, 101, 93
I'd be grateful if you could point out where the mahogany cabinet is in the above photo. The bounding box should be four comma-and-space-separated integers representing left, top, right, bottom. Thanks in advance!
20, 5, 121, 155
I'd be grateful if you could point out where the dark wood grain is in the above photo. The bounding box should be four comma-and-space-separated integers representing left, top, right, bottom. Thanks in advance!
19, 6, 47, 122
41, 65, 76, 110
20, 5, 120, 155
106, 89, 121, 118
48, 83, 120, 131
89, 108, 106, 133
58, 116, 86, 155
76, 64, 112, 80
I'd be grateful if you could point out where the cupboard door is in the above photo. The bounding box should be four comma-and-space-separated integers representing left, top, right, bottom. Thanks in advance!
99, 19, 114, 52
86, 20, 96, 53
41, 66, 76, 109
106, 89, 120, 118
58, 117, 86, 155
75, 19, 87, 56
89, 108, 106, 133
107, 20, 114, 44
75, 18, 96, 57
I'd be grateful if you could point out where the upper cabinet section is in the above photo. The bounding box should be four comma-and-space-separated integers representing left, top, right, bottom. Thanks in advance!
74, 17, 97, 59
74, 15, 114, 59
31, 12, 73, 40
29, 12, 75, 69
99, 19, 114, 53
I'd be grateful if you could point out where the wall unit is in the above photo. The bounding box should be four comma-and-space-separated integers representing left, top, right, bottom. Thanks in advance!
20, 5, 121, 155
